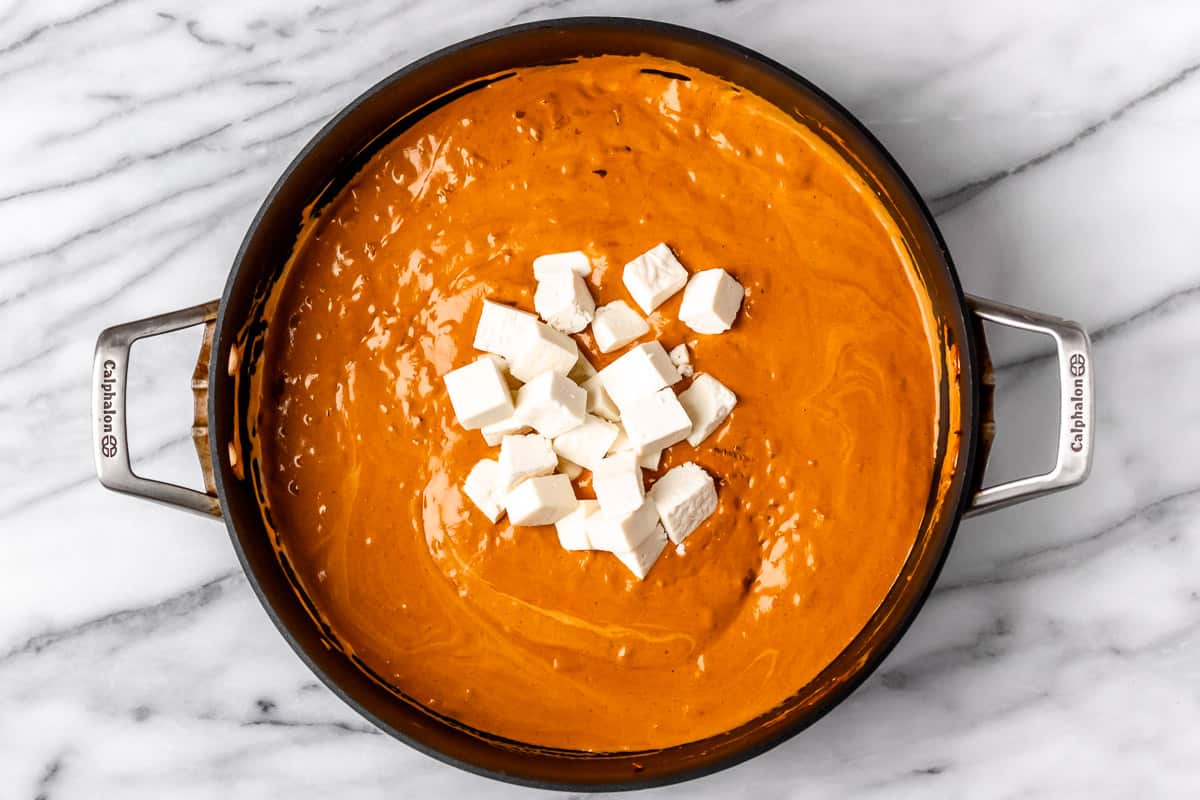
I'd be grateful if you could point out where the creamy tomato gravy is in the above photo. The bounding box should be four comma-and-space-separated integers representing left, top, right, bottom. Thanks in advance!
253, 56, 939, 751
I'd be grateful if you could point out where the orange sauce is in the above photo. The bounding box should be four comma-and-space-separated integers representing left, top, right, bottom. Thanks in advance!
253, 56, 939, 751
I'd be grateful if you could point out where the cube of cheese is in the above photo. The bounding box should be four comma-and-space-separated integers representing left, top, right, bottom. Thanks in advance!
623, 243, 689, 314
481, 410, 531, 447
613, 523, 668, 579
496, 433, 557, 491
597, 342, 679, 412
553, 414, 620, 471
592, 451, 645, 518
557, 457, 583, 480
555, 498, 598, 550
620, 387, 692, 453
515, 371, 587, 438
506, 474, 578, 526
668, 343, 693, 378
587, 497, 660, 552
463, 459, 505, 523
442, 357, 514, 430
591, 300, 649, 353
582, 374, 620, 422
679, 269, 745, 334
649, 462, 717, 544
534, 270, 595, 334
533, 250, 591, 280
474, 300, 540, 360
679, 373, 737, 446
509, 321, 580, 383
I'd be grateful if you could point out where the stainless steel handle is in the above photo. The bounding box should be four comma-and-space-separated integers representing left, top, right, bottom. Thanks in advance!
965, 295, 1094, 516
92, 301, 223, 518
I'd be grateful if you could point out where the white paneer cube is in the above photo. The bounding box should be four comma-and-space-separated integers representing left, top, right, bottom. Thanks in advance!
557, 457, 583, 480
591, 300, 649, 353
534, 270, 595, 334
481, 410, 530, 447
442, 357, 514, 430
613, 524, 668, 579
555, 498, 598, 550
592, 451, 645, 518
638, 448, 662, 470
582, 374, 621, 422
515, 371, 587, 438
597, 342, 679, 412
679, 373, 738, 446
568, 354, 598, 383
509, 321, 579, 383
496, 433, 557, 491
649, 462, 717, 544
463, 459, 506, 523
623, 243, 689, 314
506, 474, 578, 526
533, 250, 591, 280
679, 269, 745, 334
474, 300, 540, 360
620, 387, 692, 453
668, 343, 693, 378
587, 497, 660, 553
553, 414, 620, 471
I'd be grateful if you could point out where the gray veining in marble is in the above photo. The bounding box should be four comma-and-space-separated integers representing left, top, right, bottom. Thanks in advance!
2, 1, 1199, 797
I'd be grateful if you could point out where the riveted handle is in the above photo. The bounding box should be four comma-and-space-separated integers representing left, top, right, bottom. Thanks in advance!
92, 301, 223, 518
965, 296, 1094, 516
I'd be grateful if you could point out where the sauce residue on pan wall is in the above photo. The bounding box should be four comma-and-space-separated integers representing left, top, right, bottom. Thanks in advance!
250, 55, 942, 752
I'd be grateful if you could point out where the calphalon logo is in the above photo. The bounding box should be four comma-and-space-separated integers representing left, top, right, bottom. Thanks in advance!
1067, 353, 1087, 452
99, 359, 118, 458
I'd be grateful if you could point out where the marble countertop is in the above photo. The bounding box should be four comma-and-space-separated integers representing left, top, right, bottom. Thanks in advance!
3, 1, 1198, 797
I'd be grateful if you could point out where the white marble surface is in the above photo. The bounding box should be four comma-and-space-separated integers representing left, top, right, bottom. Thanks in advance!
2, 0, 1198, 796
